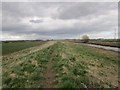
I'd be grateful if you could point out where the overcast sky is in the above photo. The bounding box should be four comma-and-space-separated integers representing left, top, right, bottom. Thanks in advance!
1, 2, 118, 40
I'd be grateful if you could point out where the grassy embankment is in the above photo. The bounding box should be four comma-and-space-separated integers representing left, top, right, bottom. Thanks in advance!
65, 39, 119, 47
2, 41, 119, 88
2, 41, 47, 55
88, 39, 119, 47
52, 42, 119, 88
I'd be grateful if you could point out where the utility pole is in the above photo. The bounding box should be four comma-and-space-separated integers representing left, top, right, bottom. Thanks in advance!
114, 28, 117, 40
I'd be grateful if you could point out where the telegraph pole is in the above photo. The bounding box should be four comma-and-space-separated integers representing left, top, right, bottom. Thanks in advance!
114, 28, 117, 40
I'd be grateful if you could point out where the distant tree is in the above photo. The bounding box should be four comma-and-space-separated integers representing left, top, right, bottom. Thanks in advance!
82, 35, 89, 43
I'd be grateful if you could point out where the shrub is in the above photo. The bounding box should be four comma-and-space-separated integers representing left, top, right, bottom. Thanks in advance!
82, 35, 89, 43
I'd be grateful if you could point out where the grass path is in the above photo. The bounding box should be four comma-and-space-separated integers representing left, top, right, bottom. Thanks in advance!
41, 51, 56, 88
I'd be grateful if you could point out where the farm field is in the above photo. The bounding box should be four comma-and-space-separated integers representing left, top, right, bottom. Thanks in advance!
2, 41, 119, 88
2, 41, 47, 55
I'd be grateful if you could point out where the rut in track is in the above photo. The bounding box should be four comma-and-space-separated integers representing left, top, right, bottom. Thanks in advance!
41, 52, 56, 88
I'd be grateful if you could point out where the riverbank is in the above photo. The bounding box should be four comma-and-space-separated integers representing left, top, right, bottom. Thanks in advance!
73, 41, 119, 48
64, 39, 119, 48
86, 42, 119, 48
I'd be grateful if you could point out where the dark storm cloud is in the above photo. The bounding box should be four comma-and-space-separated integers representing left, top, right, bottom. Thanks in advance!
29, 19, 43, 23
2, 2, 118, 40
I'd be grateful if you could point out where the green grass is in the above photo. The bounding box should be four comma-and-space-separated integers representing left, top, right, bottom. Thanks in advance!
2, 44, 54, 88
67, 39, 119, 43
89, 39, 119, 42
51, 42, 118, 88
2, 41, 47, 55
2, 41, 119, 88
50, 43, 89, 88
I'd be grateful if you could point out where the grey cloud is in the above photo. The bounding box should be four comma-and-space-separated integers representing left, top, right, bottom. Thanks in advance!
57, 2, 117, 19
29, 19, 43, 23
2, 2, 117, 20
2, 2, 118, 40
2, 2, 60, 18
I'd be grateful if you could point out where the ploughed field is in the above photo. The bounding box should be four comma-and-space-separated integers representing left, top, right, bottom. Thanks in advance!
2, 41, 119, 88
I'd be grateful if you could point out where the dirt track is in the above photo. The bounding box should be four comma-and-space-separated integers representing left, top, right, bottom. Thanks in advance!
2, 41, 56, 59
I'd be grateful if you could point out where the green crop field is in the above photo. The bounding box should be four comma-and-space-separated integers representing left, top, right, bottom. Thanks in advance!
2, 41, 119, 88
2, 41, 47, 55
